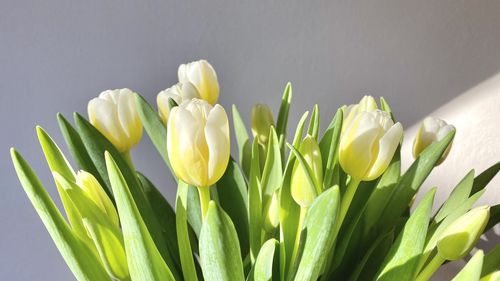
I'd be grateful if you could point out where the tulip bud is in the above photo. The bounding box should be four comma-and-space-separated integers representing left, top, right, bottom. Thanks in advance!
88, 88, 143, 152
413, 116, 455, 164
75, 171, 119, 228
437, 205, 490, 261
264, 190, 280, 231
157, 82, 200, 124
339, 110, 403, 181
251, 104, 275, 145
291, 135, 323, 207
167, 99, 230, 187
178, 60, 219, 105
342, 95, 378, 132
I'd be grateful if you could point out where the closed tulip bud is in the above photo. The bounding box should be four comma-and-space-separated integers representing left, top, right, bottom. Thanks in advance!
88, 88, 143, 152
157, 82, 200, 124
76, 171, 119, 228
291, 135, 323, 208
339, 110, 403, 181
251, 104, 275, 145
342, 95, 378, 132
413, 116, 455, 164
178, 60, 219, 105
264, 190, 280, 231
437, 205, 490, 261
167, 99, 230, 187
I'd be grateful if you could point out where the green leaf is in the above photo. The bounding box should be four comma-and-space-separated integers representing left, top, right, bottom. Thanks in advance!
482, 245, 500, 278
379, 130, 455, 228
176, 181, 199, 281
284, 111, 309, 169
254, 239, 280, 281
471, 161, 500, 194
136, 172, 180, 266
380, 97, 394, 119
10, 148, 109, 281
249, 139, 263, 262
306, 104, 320, 140
216, 158, 250, 256
319, 108, 343, 188
434, 170, 475, 223
293, 187, 340, 281
232, 104, 252, 177
105, 152, 175, 281
349, 230, 394, 281
261, 128, 283, 212
286, 142, 321, 197
199, 201, 245, 281
276, 83, 292, 152
375, 187, 436, 281
452, 250, 484, 281
485, 204, 500, 232
57, 113, 109, 196
134, 93, 173, 173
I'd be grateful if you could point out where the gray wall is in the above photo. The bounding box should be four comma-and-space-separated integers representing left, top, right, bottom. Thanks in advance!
1, 1, 500, 280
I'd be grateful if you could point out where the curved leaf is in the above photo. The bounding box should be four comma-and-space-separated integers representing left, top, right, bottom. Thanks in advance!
254, 239, 279, 281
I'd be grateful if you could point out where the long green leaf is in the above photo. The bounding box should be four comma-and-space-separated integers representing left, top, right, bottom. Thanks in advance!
176, 181, 199, 281
379, 130, 455, 228
349, 230, 394, 281
199, 201, 245, 281
482, 245, 500, 278
284, 111, 309, 169
434, 170, 475, 223
452, 250, 484, 281
319, 108, 343, 188
375, 188, 436, 281
232, 104, 252, 177
216, 158, 250, 256
249, 139, 263, 262
11, 148, 109, 281
471, 161, 500, 194
276, 83, 292, 153
134, 93, 174, 173
261, 128, 283, 212
293, 187, 340, 281
485, 204, 500, 231
254, 239, 279, 281
306, 104, 320, 140
106, 152, 175, 281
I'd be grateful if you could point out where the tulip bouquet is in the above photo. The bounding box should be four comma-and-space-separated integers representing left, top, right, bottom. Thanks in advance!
11, 60, 500, 281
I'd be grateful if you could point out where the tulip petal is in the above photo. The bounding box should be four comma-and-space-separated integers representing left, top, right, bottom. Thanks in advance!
88, 97, 126, 151
365, 122, 402, 180
117, 91, 142, 147
205, 105, 230, 185
157, 90, 181, 123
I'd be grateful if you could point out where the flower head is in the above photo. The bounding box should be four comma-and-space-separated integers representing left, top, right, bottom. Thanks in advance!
178, 60, 219, 105
157, 82, 200, 124
413, 116, 455, 164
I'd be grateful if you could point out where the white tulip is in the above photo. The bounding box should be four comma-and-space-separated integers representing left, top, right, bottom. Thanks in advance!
167, 98, 230, 187
413, 116, 455, 163
178, 60, 220, 105
342, 95, 378, 132
339, 110, 403, 181
88, 88, 142, 152
157, 82, 200, 124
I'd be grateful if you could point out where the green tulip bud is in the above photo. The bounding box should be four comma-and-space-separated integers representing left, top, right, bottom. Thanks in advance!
264, 190, 280, 231
437, 205, 490, 260
251, 103, 275, 145
291, 135, 323, 208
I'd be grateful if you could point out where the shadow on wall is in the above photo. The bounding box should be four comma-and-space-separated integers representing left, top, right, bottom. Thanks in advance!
401, 72, 500, 280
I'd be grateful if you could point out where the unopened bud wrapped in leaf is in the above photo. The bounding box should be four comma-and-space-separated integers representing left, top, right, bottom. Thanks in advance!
339, 110, 403, 181
76, 171, 119, 228
342, 95, 378, 131
88, 88, 143, 152
167, 99, 230, 187
251, 104, 275, 145
413, 116, 455, 164
291, 135, 323, 207
157, 82, 200, 124
178, 60, 219, 105
437, 205, 490, 261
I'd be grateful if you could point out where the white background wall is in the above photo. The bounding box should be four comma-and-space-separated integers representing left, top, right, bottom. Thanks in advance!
1, 1, 499, 280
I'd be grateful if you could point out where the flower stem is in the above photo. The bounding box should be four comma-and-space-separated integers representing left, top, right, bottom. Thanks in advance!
287, 206, 308, 279
121, 151, 136, 172
338, 178, 361, 227
198, 186, 211, 220
414, 254, 446, 281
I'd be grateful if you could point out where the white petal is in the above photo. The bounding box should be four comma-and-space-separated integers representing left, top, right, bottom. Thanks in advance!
178, 63, 188, 83
365, 122, 403, 180
117, 91, 142, 148
88, 97, 126, 151
205, 104, 230, 184
437, 124, 455, 141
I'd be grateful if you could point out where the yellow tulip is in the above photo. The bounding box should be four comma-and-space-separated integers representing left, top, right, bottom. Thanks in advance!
157, 82, 200, 124
251, 103, 275, 145
437, 205, 490, 261
291, 135, 323, 207
178, 60, 220, 105
413, 116, 455, 164
75, 171, 119, 228
339, 110, 403, 181
342, 95, 378, 132
167, 98, 230, 187
88, 88, 143, 152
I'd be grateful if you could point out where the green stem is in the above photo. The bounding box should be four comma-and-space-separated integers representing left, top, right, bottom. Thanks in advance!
287, 206, 308, 280
198, 186, 211, 220
121, 151, 136, 172
414, 254, 446, 281
338, 178, 361, 228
